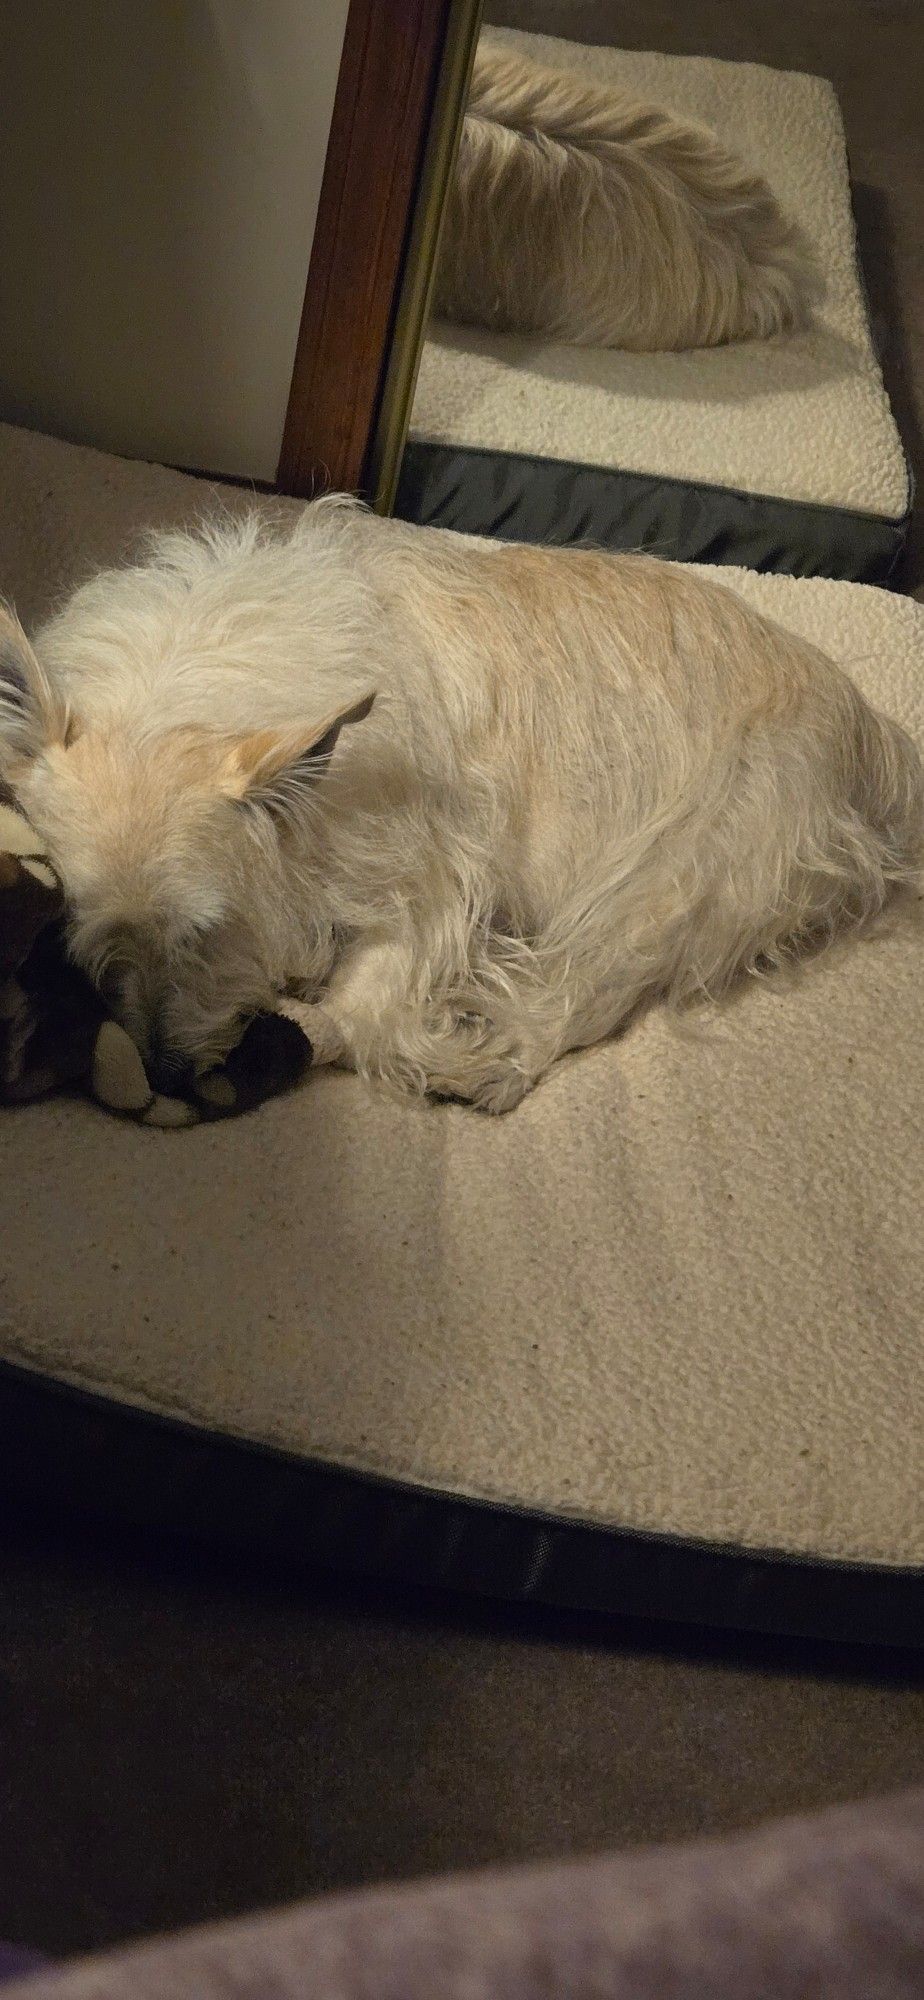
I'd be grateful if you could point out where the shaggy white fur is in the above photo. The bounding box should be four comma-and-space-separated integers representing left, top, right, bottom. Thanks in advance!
433, 35, 819, 349
0, 500, 919, 1111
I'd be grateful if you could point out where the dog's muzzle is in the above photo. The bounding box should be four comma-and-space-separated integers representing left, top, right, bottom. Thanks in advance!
147, 1046, 195, 1095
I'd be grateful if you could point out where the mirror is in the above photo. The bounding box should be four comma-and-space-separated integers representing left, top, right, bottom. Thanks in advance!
394, 3, 910, 587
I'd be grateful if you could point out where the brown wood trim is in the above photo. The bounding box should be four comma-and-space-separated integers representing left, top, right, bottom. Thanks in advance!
277, 0, 455, 501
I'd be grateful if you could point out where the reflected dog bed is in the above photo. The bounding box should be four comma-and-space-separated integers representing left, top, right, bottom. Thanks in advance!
402, 30, 911, 584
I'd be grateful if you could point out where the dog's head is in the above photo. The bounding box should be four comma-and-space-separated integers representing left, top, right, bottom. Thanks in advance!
0, 604, 373, 1086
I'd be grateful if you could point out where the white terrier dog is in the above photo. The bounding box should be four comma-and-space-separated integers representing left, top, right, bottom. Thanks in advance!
0, 502, 919, 1112
434, 36, 819, 348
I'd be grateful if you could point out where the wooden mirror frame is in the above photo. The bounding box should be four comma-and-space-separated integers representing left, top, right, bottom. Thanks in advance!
277, 0, 482, 512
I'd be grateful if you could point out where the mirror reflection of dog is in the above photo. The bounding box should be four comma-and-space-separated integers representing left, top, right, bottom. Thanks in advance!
434, 35, 820, 350
0, 503, 919, 1114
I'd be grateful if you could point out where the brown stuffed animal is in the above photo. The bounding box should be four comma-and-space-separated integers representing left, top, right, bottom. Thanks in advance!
0, 779, 312, 1125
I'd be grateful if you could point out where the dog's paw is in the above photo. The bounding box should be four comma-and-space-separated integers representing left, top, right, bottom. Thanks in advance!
276, 997, 341, 1067
466, 1059, 534, 1115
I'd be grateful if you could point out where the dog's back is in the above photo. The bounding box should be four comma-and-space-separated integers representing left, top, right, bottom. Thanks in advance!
434, 36, 819, 348
5, 505, 919, 1110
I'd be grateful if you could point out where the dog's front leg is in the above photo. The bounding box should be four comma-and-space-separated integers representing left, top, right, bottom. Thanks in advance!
280, 934, 417, 1077
280, 935, 545, 1109
280, 937, 542, 1111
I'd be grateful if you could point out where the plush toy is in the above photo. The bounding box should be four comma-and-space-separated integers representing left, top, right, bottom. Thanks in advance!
0, 779, 313, 1126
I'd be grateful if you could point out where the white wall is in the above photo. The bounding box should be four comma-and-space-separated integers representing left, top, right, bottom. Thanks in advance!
0, 1, 349, 479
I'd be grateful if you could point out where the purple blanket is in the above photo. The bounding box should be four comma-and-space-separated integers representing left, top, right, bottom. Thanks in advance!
0, 1950, 44, 1987
5, 1788, 924, 1998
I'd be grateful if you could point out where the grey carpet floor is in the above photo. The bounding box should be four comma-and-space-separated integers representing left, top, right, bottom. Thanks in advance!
1, 1502, 923, 1959
1, 0, 922, 1964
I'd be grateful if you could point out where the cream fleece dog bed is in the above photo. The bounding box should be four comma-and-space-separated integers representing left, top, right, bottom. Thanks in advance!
401, 30, 911, 583
0, 423, 921, 1645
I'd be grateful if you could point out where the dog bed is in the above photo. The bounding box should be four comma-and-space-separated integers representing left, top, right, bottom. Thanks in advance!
0, 422, 921, 1646
399, 30, 911, 584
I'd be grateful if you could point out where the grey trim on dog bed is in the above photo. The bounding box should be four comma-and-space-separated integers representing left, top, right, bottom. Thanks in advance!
0, 1359, 920, 1648
394, 440, 911, 583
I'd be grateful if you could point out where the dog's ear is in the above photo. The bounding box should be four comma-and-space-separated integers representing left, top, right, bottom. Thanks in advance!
0, 605, 68, 757
224, 692, 376, 817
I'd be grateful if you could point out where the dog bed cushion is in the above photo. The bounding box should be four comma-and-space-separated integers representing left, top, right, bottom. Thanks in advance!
0, 422, 921, 1646
400, 30, 911, 583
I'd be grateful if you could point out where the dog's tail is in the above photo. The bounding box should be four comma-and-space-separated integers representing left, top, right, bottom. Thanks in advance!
843, 689, 924, 902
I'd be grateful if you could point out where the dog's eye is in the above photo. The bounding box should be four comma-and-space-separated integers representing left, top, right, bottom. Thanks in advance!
177, 911, 226, 951
95, 956, 129, 1008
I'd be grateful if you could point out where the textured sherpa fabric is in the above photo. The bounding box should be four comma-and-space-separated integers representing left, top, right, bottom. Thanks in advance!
7, 1790, 924, 2000
411, 31, 909, 519
0, 423, 921, 1578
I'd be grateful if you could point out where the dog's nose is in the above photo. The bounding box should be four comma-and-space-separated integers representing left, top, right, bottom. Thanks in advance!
148, 1047, 194, 1096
